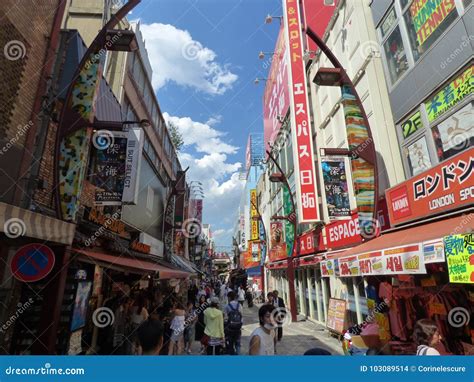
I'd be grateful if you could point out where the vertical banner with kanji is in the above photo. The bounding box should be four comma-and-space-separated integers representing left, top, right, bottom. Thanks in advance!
283, 0, 320, 223
250, 189, 259, 241
445, 233, 474, 284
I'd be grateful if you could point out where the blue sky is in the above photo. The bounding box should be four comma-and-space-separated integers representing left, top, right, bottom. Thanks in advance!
130, 0, 283, 247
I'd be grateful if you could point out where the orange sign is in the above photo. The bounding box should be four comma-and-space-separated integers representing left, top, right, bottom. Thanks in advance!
243, 249, 260, 269
269, 221, 287, 262
386, 148, 473, 226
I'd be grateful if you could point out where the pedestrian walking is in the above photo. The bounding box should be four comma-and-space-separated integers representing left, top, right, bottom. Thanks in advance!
184, 301, 197, 354
272, 290, 286, 341
249, 305, 276, 355
168, 301, 186, 355
130, 295, 149, 354
203, 297, 225, 355
195, 295, 208, 354
224, 291, 243, 355
137, 319, 164, 355
237, 286, 245, 306
414, 319, 442, 355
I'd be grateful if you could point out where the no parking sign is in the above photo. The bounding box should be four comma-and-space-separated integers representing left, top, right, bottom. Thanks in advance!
11, 244, 55, 282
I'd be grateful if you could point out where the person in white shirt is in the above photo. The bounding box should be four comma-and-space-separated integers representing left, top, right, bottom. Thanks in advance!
249, 305, 276, 355
414, 319, 442, 355
237, 286, 245, 306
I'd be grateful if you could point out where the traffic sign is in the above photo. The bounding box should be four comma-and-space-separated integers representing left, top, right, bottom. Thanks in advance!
11, 244, 55, 282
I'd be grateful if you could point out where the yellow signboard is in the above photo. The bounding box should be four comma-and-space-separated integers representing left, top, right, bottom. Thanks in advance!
444, 233, 474, 284
250, 189, 259, 241
425, 65, 473, 123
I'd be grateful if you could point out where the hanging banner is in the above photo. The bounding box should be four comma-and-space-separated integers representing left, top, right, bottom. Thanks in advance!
269, 221, 287, 262
250, 189, 259, 241
321, 158, 351, 219
244, 247, 260, 269
283, 187, 295, 257
383, 244, 427, 275
91, 131, 128, 206
386, 147, 474, 226
410, 0, 457, 47
251, 242, 261, 263
423, 239, 446, 264
321, 259, 338, 277
122, 128, 144, 204
445, 233, 474, 284
425, 65, 473, 123
338, 256, 360, 277
263, 27, 290, 155
358, 251, 384, 276
283, 0, 320, 223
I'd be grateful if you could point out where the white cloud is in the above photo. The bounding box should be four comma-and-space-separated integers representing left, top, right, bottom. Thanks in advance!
140, 23, 238, 95
165, 113, 245, 245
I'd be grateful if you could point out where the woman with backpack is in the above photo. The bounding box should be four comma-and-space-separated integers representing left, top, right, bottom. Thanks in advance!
224, 291, 243, 355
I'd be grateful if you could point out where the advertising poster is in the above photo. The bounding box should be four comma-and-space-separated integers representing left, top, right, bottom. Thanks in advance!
122, 128, 144, 205
434, 102, 473, 155
358, 251, 384, 276
321, 259, 338, 277
269, 221, 287, 262
407, 136, 431, 176
251, 242, 261, 263
386, 147, 474, 226
423, 240, 446, 264
326, 298, 347, 334
244, 247, 260, 269
383, 245, 427, 275
91, 131, 128, 206
338, 256, 360, 277
70, 281, 92, 331
250, 189, 259, 241
322, 159, 351, 219
445, 233, 474, 283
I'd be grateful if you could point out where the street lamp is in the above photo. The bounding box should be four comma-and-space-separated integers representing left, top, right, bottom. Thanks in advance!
258, 51, 277, 60
254, 77, 268, 85
265, 14, 283, 24
313, 67, 345, 87
266, 149, 298, 322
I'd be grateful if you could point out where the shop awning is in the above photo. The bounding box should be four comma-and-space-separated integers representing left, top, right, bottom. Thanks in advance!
293, 254, 324, 267
266, 260, 288, 270
75, 249, 191, 279
171, 254, 204, 276
331, 213, 473, 259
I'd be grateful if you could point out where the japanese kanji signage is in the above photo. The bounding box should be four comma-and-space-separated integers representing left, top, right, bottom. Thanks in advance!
425, 65, 473, 123
250, 189, 259, 241
91, 131, 128, 206
445, 233, 474, 283
122, 128, 144, 205
386, 147, 473, 226
283, 0, 320, 223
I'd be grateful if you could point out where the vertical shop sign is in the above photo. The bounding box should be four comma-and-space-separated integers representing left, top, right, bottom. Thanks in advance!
92, 131, 128, 205
122, 128, 144, 204
250, 189, 259, 241
445, 233, 474, 283
283, 0, 320, 223
321, 158, 351, 218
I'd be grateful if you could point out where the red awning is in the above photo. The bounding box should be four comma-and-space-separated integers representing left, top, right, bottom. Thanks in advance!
76, 249, 191, 279
331, 213, 473, 259
266, 260, 288, 270
293, 254, 324, 267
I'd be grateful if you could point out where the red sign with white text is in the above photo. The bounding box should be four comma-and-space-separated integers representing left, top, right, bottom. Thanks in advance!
386, 148, 474, 226
324, 213, 363, 249
298, 230, 322, 255
283, 0, 320, 223
263, 27, 290, 155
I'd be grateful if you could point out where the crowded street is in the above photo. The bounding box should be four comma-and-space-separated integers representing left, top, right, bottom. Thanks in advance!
0, 0, 473, 375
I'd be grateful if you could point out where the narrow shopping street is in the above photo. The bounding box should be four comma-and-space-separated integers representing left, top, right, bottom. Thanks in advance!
190, 303, 343, 356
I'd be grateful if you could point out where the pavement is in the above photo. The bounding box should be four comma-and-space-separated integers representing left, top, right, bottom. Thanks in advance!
190, 303, 343, 356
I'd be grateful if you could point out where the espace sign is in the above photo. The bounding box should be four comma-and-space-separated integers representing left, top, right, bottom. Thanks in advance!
387, 148, 473, 226
325, 214, 363, 249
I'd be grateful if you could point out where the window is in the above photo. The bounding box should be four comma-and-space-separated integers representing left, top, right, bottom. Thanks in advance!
406, 136, 432, 176
383, 26, 409, 84
403, 0, 458, 62
380, 7, 397, 38
432, 101, 473, 161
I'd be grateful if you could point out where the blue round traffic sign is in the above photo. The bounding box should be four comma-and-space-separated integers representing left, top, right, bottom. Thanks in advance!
11, 244, 55, 282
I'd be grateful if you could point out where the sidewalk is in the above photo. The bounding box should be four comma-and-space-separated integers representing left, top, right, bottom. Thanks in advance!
191, 303, 343, 355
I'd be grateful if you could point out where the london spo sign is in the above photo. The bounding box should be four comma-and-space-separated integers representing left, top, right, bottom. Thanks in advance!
386, 147, 473, 226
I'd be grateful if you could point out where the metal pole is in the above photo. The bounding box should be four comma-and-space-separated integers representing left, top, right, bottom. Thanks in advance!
266, 150, 298, 322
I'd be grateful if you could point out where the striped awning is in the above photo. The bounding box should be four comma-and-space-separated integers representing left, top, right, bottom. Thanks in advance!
0, 202, 75, 245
